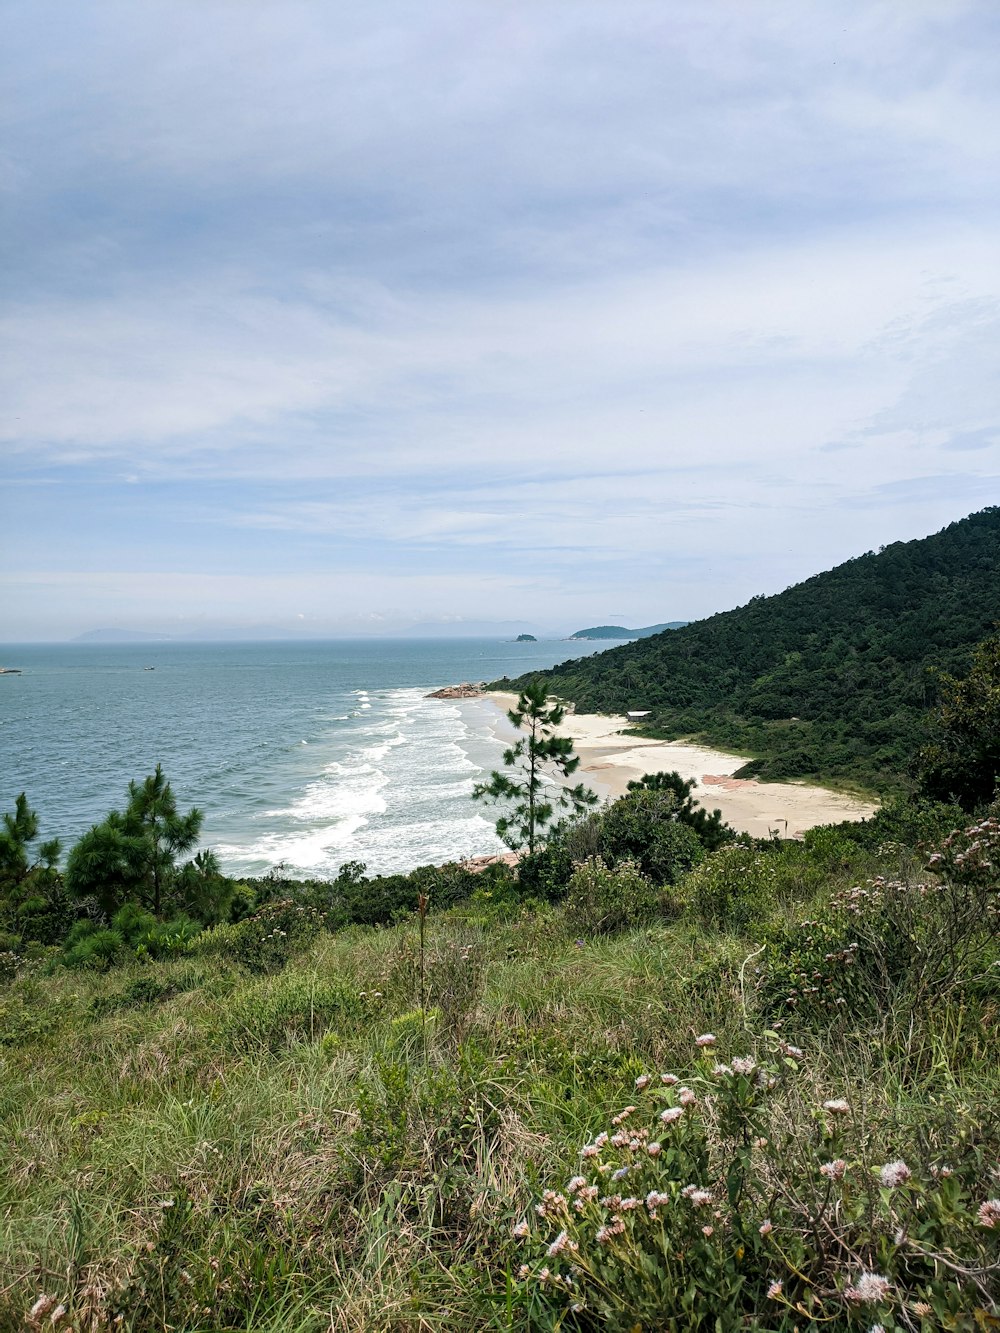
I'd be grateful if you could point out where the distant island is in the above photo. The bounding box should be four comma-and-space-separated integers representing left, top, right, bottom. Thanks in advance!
515, 633, 537, 642
568, 621, 687, 640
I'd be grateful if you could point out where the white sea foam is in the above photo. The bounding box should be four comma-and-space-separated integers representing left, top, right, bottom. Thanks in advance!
214, 685, 509, 877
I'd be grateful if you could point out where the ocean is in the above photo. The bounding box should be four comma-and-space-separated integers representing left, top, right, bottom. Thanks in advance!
0, 638, 615, 879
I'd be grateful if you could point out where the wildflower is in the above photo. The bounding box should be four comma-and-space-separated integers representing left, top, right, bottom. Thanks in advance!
535, 1190, 568, 1218
50, 1306, 67, 1326
977, 1199, 1000, 1229
538, 1267, 550, 1284
517, 1265, 530, 1280
753, 1136, 769, 1150
620, 1197, 640, 1211
512, 1220, 529, 1239
571, 1303, 584, 1314
767, 1281, 783, 1299
910, 1302, 932, 1317
634, 1074, 652, 1091
781, 1042, 804, 1059
844, 1272, 891, 1304
581, 1144, 600, 1159
611, 1106, 637, 1125
594, 1131, 609, 1147
661, 1073, 679, 1086
820, 1159, 847, 1180
822, 1098, 850, 1115
869, 1325, 886, 1333
29, 1298, 55, 1323
678, 1086, 697, 1107
611, 1166, 631, 1181
695, 1033, 716, 1047
731, 1056, 756, 1075
879, 1160, 911, 1188
567, 1176, 587, 1195
547, 1230, 578, 1258
682, 1186, 714, 1207
759, 1219, 773, 1235
660, 1107, 684, 1125
712, 1063, 732, 1076
647, 1141, 662, 1157
596, 1217, 626, 1244
702, 1225, 714, 1237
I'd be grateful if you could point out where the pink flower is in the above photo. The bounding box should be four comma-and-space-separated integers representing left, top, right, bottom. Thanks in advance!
661, 1073, 679, 1086
759, 1219, 773, 1235
820, 1159, 847, 1180
844, 1272, 890, 1304
767, 1281, 783, 1299
879, 1160, 911, 1189
634, 1074, 652, 1091
678, 1086, 698, 1107
660, 1107, 684, 1125
977, 1199, 1000, 1229
647, 1141, 662, 1157
822, 1098, 850, 1115
695, 1033, 716, 1047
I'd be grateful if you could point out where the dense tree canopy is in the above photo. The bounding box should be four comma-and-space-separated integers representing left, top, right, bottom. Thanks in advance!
918, 632, 1000, 810
499, 508, 1000, 791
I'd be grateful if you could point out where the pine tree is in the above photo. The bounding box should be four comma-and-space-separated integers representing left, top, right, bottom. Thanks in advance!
66, 766, 206, 918
472, 680, 597, 854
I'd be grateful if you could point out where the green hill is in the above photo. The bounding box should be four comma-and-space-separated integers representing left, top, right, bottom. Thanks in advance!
501, 508, 1000, 791
569, 621, 686, 639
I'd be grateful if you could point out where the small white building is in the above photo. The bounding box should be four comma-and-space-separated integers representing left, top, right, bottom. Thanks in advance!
626, 710, 651, 721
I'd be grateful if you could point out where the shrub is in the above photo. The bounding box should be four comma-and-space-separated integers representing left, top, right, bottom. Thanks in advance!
61, 922, 124, 970
515, 1036, 1000, 1330
598, 790, 705, 884
684, 841, 780, 930
193, 898, 325, 972
564, 858, 660, 936
761, 819, 1000, 1025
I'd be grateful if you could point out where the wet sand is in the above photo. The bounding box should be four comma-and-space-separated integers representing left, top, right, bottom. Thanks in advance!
464, 692, 878, 839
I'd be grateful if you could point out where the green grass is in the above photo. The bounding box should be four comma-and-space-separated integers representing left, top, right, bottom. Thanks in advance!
2, 831, 998, 1330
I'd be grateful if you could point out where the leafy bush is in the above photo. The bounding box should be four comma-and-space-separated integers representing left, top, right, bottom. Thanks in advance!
626, 770, 735, 851
193, 898, 325, 971
564, 857, 660, 935
598, 789, 705, 885
516, 1036, 1000, 1330
684, 841, 780, 929
761, 818, 1000, 1025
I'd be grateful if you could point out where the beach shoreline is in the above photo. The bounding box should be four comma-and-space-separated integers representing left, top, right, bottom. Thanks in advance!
458, 691, 879, 840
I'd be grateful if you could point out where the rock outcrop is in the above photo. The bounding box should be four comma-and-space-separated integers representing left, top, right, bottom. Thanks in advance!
426, 682, 485, 699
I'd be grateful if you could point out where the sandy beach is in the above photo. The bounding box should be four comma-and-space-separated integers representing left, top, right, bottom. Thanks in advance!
464, 692, 878, 840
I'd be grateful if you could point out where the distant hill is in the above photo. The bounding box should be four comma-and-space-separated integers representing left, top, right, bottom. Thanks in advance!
501, 508, 1000, 792
73, 628, 174, 643
569, 622, 687, 640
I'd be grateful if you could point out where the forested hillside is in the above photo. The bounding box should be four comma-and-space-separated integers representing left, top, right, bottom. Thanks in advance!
501, 508, 1000, 790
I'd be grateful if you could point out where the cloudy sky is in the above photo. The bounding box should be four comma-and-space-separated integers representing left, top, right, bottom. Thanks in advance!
2, 1, 998, 640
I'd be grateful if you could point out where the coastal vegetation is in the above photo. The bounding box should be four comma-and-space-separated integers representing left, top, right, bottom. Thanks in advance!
504, 508, 1000, 794
472, 680, 598, 855
1, 740, 998, 1327
2, 631, 999, 1328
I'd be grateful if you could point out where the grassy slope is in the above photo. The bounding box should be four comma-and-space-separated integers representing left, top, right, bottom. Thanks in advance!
3, 833, 998, 1330
501, 508, 1000, 792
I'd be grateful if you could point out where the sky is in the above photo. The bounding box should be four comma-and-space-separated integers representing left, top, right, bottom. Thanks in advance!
2, 1, 999, 641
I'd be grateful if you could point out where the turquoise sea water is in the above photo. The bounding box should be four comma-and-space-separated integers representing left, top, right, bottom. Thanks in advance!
0, 638, 615, 878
